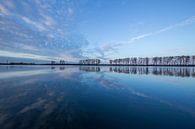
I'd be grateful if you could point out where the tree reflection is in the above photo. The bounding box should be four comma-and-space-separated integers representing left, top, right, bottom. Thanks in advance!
79, 67, 101, 72
109, 66, 195, 77
78, 66, 195, 78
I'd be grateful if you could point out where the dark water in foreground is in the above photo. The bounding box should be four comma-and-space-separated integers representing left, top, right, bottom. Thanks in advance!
0, 66, 195, 129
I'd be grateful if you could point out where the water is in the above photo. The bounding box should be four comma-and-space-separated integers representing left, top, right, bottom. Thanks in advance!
0, 65, 195, 129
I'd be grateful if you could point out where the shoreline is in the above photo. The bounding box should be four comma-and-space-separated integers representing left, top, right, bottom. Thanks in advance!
0, 64, 195, 67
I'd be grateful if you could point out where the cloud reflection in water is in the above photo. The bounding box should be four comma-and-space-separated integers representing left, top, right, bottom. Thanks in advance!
0, 66, 195, 129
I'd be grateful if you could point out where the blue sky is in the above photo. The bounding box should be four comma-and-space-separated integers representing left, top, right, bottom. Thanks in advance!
0, 0, 195, 63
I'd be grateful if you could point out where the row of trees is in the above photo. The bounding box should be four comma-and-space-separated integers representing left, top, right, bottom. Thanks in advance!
109, 56, 195, 65
79, 59, 101, 65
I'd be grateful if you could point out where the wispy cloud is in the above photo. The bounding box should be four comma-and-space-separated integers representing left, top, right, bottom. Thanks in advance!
84, 42, 125, 60
128, 16, 195, 43
0, 0, 88, 62
0, 50, 63, 61
67, 7, 74, 18
21, 14, 56, 32
94, 43, 121, 60
0, 4, 10, 15
21, 16, 47, 32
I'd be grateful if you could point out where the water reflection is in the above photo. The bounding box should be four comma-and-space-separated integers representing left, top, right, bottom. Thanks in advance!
0, 66, 73, 79
109, 66, 195, 77
0, 66, 86, 129
79, 67, 101, 72
79, 66, 195, 78
0, 66, 195, 129
1, 66, 195, 78
51, 66, 66, 70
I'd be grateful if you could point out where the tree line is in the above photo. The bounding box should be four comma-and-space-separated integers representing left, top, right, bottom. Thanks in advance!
79, 59, 101, 65
109, 55, 195, 65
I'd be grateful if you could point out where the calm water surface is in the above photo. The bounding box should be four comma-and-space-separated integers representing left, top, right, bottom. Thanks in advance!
0, 65, 195, 129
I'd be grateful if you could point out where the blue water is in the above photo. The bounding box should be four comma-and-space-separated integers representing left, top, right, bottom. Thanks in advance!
0, 66, 195, 129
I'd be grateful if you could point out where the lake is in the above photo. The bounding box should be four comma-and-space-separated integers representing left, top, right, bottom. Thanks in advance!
0, 65, 195, 129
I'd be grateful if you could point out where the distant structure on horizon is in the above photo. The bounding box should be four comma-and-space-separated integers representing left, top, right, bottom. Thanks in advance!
79, 59, 101, 65
109, 55, 195, 66
60, 60, 65, 64
50, 60, 65, 64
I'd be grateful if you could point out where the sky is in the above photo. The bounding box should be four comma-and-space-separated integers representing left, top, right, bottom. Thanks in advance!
0, 0, 195, 63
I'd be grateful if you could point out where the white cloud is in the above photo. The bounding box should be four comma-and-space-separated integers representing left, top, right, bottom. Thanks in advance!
2, 0, 15, 9
59, 53, 79, 62
67, 7, 74, 17
41, 14, 56, 27
0, 50, 63, 61
20, 44, 39, 51
84, 43, 120, 60
127, 16, 195, 43
0, 4, 10, 15
21, 16, 46, 32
